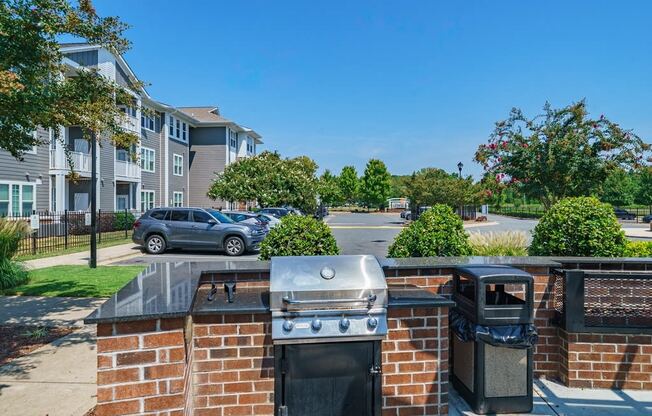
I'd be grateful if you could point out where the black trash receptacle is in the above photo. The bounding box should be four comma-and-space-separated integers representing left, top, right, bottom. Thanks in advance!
450, 265, 537, 414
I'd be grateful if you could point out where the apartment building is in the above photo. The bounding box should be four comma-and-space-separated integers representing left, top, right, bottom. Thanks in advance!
0, 43, 262, 216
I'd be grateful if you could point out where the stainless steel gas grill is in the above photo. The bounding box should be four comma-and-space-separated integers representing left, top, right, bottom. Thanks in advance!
270, 254, 388, 343
271, 255, 387, 416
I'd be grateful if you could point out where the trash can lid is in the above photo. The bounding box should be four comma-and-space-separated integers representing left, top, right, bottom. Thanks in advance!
454, 265, 533, 282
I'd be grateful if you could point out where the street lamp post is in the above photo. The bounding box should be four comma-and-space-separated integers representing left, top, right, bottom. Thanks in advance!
457, 162, 464, 219
89, 134, 97, 268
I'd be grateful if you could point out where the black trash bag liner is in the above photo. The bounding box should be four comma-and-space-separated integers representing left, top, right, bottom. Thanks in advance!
450, 309, 538, 349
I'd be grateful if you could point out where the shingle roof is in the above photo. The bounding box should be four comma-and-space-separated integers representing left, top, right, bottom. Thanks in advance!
177, 107, 232, 123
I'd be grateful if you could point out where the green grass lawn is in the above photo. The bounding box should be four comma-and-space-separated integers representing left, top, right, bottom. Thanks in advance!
15, 235, 133, 261
6, 265, 145, 297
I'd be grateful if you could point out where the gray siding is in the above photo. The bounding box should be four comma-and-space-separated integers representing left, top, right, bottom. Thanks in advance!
140, 112, 163, 206
188, 127, 227, 208
115, 64, 135, 89
168, 138, 188, 206
0, 127, 51, 212
64, 50, 98, 67
99, 137, 115, 211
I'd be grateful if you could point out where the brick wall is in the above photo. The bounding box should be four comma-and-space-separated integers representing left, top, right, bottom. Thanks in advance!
383, 306, 450, 416
558, 330, 652, 389
95, 318, 189, 416
191, 313, 274, 416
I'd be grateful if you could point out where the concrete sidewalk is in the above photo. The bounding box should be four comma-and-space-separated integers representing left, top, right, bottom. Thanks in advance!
0, 296, 101, 416
623, 227, 652, 239
23, 242, 142, 269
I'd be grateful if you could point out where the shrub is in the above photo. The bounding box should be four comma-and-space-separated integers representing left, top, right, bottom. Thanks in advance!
469, 231, 529, 256
529, 197, 626, 257
113, 211, 135, 231
623, 241, 652, 257
0, 258, 28, 290
388, 204, 471, 257
0, 218, 30, 259
259, 215, 339, 260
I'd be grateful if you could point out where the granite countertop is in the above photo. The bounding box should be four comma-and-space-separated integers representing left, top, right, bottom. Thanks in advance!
380, 256, 562, 269
84, 260, 270, 324
193, 286, 269, 315
388, 287, 455, 308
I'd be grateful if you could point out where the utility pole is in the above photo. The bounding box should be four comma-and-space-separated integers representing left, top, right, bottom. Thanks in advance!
457, 161, 464, 219
89, 134, 97, 268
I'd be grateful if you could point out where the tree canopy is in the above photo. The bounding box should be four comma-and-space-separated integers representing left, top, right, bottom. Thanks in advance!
475, 101, 650, 209
359, 159, 392, 209
207, 151, 319, 213
601, 169, 638, 207
317, 169, 343, 207
1, 0, 139, 160
338, 165, 359, 204
405, 168, 480, 209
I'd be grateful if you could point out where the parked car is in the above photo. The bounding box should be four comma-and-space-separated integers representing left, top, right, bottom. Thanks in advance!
133, 207, 267, 256
222, 211, 269, 228
314, 205, 329, 219
642, 214, 652, 223
259, 207, 293, 218
399, 210, 409, 219
613, 208, 636, 221
257, 213, 281, 228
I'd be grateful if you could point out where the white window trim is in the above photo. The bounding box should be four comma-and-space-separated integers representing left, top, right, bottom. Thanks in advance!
0, 181, 36, 216
173, 153, 183, 176
173, 191, 184, 207
141, 112, 156, 132
141, 146, 156, 173
140, 190, 155, 212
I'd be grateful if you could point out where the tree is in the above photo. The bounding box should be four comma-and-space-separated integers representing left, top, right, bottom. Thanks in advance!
318, 170, 343, 207
601, 169, 638, 207
208, 151, 319, 213
405, 168, 480, 209
390, 175, 409, 198
338, 165, 359, 204
1, 0, 139, 159
359, 159, 392, 209
635, 167, 652, 208
475, 101, 650, 209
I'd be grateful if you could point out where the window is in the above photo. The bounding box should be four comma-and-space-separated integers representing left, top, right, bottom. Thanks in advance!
229, 129, 238, 148
140, 147, 155, 173
120, 106, 137, 117
170, 209, 188, 221
167, 115, 189, 142
0, 183, 35, 216
116, 148, 129, 162
150, 210, 168, 220
173, 192, 184, 207
141, 190, 155, 212
173, 154, 183, 176
141, 111, 156, 131
246, 137, 254, 154
192, 210, 213, 223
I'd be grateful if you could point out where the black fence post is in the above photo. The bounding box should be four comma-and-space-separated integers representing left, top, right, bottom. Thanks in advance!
98, 209, 103, 244
31, 210, 37, 255
124, 208, 128, 238
64, 210, 68, 249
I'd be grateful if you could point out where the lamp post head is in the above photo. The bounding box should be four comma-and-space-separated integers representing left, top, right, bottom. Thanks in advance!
457, 162, 464, 177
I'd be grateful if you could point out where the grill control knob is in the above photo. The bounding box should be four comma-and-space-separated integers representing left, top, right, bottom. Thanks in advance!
339, 318, 350, 331
367, 317, 378, 330
282, 320, 294, 332
311, 319, 322, 331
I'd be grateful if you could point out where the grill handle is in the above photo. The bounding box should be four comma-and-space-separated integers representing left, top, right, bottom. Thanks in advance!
282, 294, 377, 307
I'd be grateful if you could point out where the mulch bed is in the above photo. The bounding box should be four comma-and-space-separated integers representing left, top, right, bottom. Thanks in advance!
0, 325, 75, 366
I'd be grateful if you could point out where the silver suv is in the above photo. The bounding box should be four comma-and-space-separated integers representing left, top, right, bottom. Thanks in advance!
132, 207, 267, 256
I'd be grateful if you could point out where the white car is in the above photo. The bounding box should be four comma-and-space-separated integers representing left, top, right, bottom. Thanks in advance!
258, 213, 281, 228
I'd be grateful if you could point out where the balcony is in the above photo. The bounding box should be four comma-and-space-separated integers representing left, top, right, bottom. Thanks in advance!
119, 116, 139, 133
49, 149, 92, 176
115, 160, 141, 181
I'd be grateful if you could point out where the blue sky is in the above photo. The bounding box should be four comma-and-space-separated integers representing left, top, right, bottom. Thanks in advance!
93, 0, 652, 178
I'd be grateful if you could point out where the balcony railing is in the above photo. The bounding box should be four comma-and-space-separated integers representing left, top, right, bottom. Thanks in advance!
50, 149, 91, 175
115, 160, 141, 180
120, 116, 139, 133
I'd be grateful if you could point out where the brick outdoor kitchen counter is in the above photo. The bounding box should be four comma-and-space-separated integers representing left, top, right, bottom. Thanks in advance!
85, 257, 652, 416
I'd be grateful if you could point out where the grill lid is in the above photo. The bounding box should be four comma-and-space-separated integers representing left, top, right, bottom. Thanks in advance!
270, 255, 387, 310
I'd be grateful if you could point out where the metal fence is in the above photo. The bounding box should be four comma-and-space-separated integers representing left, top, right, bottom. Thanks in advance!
8, 209, 136, 258
490, 205, 652, 222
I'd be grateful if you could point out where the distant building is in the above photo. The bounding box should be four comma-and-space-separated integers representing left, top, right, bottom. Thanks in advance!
0, 43, 262, 216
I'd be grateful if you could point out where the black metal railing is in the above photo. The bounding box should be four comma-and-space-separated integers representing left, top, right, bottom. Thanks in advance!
490, 205, 652, 222
554, 269, 652, 334
6, 209, 136, 258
